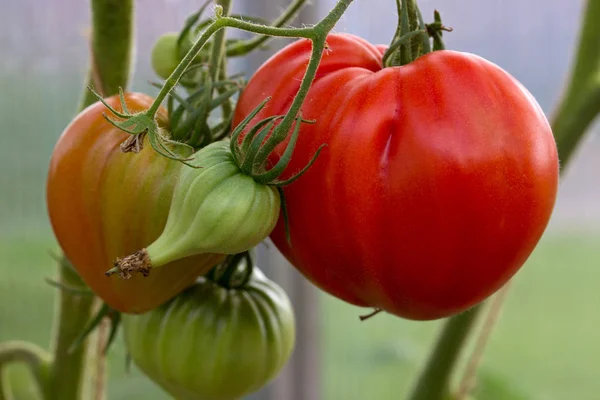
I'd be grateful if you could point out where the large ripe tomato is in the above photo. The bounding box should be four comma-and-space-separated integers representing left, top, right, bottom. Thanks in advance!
233, 33, 559, 320
122, 267, 295, 400
47, 93, 223, 313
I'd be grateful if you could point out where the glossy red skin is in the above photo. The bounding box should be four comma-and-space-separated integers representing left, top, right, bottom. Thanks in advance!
233, 34, 559, 320
47, 93, 223, 314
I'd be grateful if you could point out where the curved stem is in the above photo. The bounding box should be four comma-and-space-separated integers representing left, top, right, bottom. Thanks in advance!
408, 1, 600, 398
148, 0, 353, 118
262, 0, 354, 151
51, 1, 135, 399
226, 0, 308, 56
0, 341, 52, 398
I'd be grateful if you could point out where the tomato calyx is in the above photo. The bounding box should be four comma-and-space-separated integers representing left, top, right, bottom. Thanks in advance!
230, 97, 323, 187
88, 87, 196, 166
382, 1, 452, 67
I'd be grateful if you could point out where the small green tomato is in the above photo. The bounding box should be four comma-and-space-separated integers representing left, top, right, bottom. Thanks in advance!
151, 32, 180, 80
109, 139, 280, 278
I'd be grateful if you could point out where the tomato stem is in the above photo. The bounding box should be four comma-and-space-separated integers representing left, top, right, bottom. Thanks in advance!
407, 309, 480, 400
0, 341, 52, 397
383, 2, 452, 67
551, 0, 600, 166
49, 1, 135, 400
225, 0, 308, 57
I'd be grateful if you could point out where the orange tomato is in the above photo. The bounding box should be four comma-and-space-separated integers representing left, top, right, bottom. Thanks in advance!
47, 93, 223, 313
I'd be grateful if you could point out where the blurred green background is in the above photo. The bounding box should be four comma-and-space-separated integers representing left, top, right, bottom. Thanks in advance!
1, 0, 598, 399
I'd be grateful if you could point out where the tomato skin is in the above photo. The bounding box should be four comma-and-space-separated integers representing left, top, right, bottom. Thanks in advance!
151, 32, 180, 80
233, 34, 559, 320
122, 269, 295, 400
47, 93, 223, 313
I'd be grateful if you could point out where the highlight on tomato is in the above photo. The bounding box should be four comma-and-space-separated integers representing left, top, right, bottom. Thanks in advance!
233, 33, 560, 320
122, 253, 295, 400
46, 93, 224, 314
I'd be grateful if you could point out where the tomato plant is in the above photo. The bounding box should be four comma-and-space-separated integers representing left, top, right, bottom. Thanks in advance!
122, 261, 295, 400
46, 93, 223, 314
233, 33, 560, 320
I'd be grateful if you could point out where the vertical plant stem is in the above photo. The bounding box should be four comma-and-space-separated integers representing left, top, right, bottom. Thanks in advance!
208, 0, 232, 86
48, 262, 98, 400
407, 1, 600, 398
551, 0, 600, 165
407, 310, 480, 400
79, 0, 135, 109
50, 1, 135, 399
0, 341, 52, 398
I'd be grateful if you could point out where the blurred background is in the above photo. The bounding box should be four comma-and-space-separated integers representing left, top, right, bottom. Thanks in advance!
0, 0, 598, 399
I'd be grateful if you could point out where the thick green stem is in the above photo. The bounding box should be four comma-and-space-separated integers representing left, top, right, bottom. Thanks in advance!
386, 0, 421, 66
407, 310, 480, 400
551, 0, 600, 165
0, 342, 52, 398
50, 1, 135, 399
408, 1, 600, 398
48, 261, 99, 400
79, 0, 134, 109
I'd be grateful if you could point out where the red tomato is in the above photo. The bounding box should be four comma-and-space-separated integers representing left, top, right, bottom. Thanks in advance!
233, 33, 559, 320
47, 93, 223, 313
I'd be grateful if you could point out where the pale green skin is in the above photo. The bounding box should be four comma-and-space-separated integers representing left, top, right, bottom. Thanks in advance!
147, 140, 281, 267
121, 269, 296, 400
151, 33, 180, 80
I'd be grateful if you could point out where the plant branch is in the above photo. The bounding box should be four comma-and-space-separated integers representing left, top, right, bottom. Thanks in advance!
552, 0, 600, 166
48, 258, 100, 400
226, 0, 308, 56
147, 0, 353, 139
0, 341, 52, 398
407, 310, 480, 400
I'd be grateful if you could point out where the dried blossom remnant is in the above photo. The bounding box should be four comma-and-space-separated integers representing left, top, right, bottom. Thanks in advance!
108, 249, 152, 279
120, 132, 147, 153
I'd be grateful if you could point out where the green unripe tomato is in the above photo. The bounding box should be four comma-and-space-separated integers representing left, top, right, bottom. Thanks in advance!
122, 268, 295, 400
151, 32, 180, 80
151, 139, 280, 264
109, 139, 281, 279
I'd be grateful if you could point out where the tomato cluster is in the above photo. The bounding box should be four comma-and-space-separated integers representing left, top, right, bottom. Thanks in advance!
47, 29, 558, 398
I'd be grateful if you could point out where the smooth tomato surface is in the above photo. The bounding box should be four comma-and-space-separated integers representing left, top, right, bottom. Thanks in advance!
233, 34, 559, 320
47, 93, 223, 313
